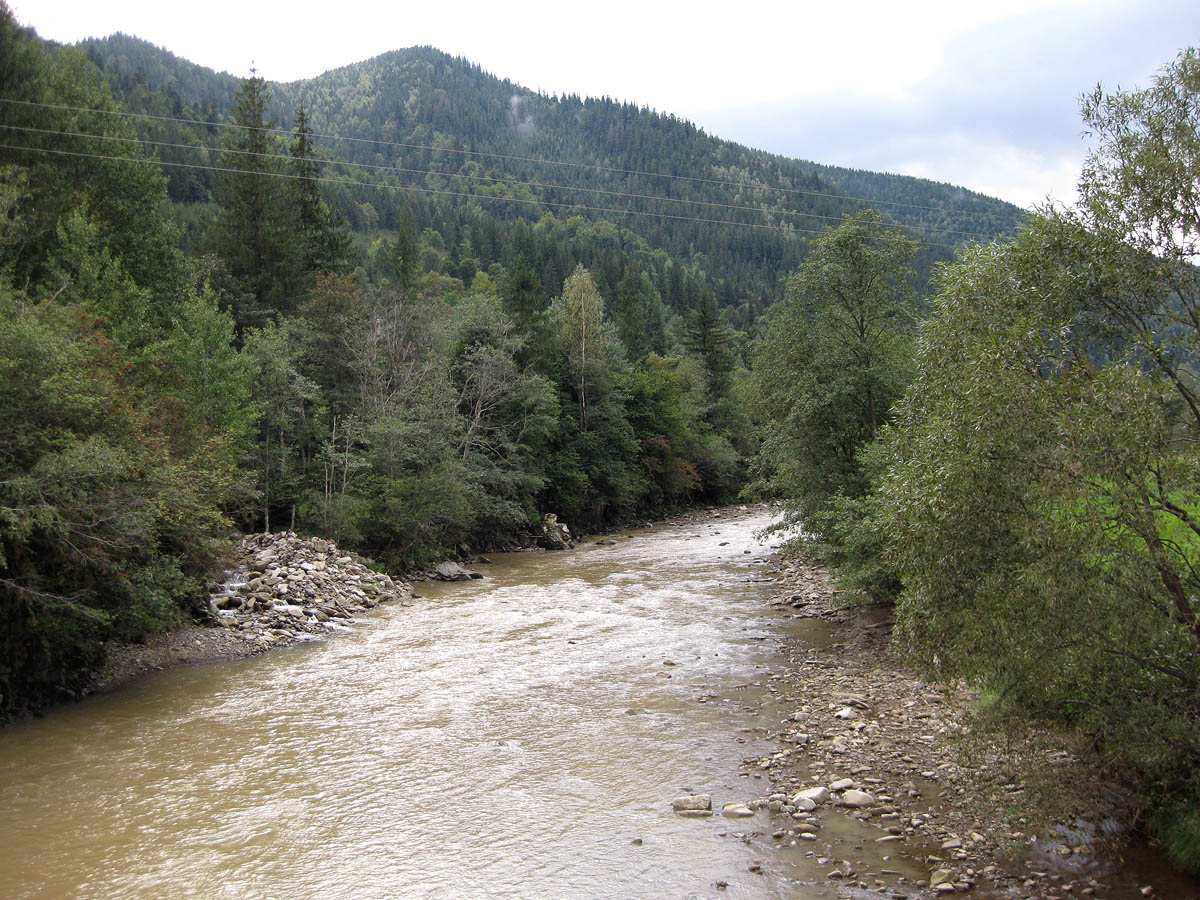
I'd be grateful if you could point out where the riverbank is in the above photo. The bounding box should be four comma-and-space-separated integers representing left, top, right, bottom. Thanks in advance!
88, 531, 412, 695
752, 552, 1197, 900
84, 504, 719, 699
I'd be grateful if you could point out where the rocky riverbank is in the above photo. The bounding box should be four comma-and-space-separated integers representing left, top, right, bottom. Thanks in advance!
88, 531, 411, 693
734, 553, 1196, 900
85, 511, 589, 696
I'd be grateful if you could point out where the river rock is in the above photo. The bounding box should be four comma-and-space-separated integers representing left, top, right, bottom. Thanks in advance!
830, 777, 856, 791
539, 513, 573, 550
722, 803, 755, 818
434, 561, 473, 581
840, 789, 875, 807
672, 794, 712, 812
794, 786, 829, 805
930, 867, 955, 886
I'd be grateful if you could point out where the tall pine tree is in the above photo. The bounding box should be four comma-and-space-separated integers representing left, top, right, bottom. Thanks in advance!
212, 70, 299, 326
288, 103, 351, 275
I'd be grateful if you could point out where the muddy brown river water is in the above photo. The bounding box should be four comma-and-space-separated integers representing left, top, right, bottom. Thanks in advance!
0, 509, 1111, 899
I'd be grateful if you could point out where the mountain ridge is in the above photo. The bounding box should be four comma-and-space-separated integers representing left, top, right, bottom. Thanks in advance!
76, 32, 1026, 306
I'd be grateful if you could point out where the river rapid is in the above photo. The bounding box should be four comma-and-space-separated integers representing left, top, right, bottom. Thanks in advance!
0, 509, 911, 899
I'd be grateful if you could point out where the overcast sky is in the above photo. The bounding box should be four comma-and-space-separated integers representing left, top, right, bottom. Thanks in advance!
13, 0, 1199, 208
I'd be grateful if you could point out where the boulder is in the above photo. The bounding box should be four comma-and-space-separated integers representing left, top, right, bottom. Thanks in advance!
722, 802, 755, 818
434, 561, 473, 582
671, 794, 712, 812
539, 513, 573, 550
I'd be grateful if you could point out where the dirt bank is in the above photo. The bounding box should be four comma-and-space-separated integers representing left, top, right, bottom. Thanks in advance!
749, 553, 1198, 900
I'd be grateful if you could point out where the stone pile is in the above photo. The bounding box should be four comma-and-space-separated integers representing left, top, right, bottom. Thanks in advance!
209, 532, 411, 653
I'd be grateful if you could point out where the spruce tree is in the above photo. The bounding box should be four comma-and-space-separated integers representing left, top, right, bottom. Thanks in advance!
288, 104, 351, 274
684, 287, 735, 397
212, 70, 299, 326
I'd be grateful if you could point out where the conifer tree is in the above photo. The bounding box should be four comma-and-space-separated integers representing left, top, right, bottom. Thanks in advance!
684, 287, 735, 397
288, 104, 352, 274
212, 70, 299, 325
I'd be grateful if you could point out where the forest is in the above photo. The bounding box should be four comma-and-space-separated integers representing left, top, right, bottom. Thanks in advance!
2, 0, 1197, 877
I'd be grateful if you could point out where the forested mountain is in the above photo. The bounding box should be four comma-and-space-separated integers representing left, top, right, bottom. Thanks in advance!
0, 10, 1029, 717
77, 33, 1025, 311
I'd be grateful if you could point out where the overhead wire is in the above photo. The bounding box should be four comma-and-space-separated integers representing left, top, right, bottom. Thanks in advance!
7, 143, 894, 238
0, 120, 1002, 242
0, 96, 1019, 225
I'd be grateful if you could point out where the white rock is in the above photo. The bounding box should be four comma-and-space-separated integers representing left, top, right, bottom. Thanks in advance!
840, 789, 875, 807
829, 778, 856, 792
722, 803, 755, 818
794, 786, 829, 804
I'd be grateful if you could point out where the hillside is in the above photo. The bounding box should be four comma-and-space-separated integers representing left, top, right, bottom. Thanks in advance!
78, 34, 1025, 309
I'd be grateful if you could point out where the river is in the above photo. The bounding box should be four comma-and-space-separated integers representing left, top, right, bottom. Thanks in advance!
23, 508, 1190, 899
0, 508, 893, 899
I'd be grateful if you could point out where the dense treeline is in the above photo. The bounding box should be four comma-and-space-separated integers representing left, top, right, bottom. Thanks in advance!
73, 34, 1024, 310
0, 6, 760, 715
751, 49, 1200, 872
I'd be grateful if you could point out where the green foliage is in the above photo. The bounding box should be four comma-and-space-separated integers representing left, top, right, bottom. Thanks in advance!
550, 265, 622, 432
878, 215, 1200, 844
0, 290, 237, 712
749, 208, 918, 578
683, 288, 735, 398
1154, 805, 1200, 875
874, 49, 1200, 869
210, 72, 301, 324
0, 6, 187, 306
152, 287, 255, 457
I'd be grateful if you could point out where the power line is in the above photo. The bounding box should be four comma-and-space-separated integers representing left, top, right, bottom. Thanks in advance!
3, 141, 978, 250
0, 121, 1001, 241
0, 96, 1019, 222
2, 142, 870, 238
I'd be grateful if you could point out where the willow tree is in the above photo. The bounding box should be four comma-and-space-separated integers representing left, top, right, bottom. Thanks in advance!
878, 49, 1200, 871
